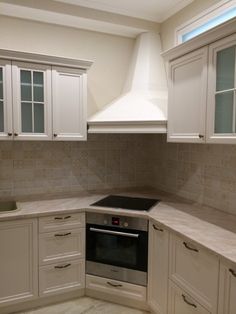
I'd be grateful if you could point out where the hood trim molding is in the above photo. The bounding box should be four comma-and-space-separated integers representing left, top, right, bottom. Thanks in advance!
88, 120, 167, 133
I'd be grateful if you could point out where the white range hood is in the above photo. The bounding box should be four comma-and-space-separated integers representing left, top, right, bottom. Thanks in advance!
88, 32, 168, 133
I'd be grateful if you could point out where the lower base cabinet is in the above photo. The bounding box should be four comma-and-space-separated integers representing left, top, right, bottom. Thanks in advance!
168, 281, 210, 314
148, 221, 169, 314
0, 219, 38, 306
39, 259, 85, 297
86, 274, 147, 310
218, 262, 236, 314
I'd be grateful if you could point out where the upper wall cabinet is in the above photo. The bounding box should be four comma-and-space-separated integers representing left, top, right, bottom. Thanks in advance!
12, 62, 52, 140
168, 47, 208, 143
0, 50, 92, 141
206, 34, 236, 144
163, 18, 236, 144
52, 67, 87, 141
0, 59, 13, 140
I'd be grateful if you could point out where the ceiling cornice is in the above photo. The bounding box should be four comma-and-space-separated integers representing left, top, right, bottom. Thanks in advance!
0, 0, 160, 38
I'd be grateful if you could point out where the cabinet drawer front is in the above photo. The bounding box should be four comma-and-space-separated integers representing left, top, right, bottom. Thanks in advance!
168, 281, 210, 314
169, 234, 219, 312
39, 228, 85, 265
39, 212, 85, 233
86, 274, 146, 303
39, 259, 85, 296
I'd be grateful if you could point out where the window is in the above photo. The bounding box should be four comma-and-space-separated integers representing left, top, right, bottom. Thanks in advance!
176, 0, 236, 45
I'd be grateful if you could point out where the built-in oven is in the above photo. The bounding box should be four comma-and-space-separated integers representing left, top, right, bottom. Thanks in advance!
86, 212, 148, 286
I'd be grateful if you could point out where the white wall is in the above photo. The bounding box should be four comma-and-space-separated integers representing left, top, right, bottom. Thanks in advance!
0, 16, 135, 117
160, 0, 222, 51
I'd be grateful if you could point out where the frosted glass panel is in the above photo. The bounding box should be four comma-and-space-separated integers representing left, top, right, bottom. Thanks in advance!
21, 70, 31, 84
216, 46, 235, 91
21, 84, 32, 101
215, 92, 234, 133
33, 86, 44, 102
21, 102, 32, 132
34, 103, 44, 133
33, 72, 43, 85
0, 101, 4, 132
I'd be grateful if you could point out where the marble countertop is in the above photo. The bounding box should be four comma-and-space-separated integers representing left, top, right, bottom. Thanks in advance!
1, 188, 236, 265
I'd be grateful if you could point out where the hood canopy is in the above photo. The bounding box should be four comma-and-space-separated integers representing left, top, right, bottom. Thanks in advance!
88, 32, 168, 133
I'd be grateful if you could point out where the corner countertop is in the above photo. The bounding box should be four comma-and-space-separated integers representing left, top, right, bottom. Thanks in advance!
1, 188, 236, 266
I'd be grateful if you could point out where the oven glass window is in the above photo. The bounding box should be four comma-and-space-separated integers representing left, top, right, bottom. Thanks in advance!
96, 233, 137, 266
86, 224, 148, 271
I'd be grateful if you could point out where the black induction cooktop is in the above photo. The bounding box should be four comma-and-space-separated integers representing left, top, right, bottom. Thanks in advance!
91, 195, 160, 211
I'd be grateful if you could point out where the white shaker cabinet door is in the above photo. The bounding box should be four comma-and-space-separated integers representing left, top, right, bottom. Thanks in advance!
168, 47, 208, 143
12, 61, 52, 140
52, 66, 87, 141
206, 33, 236, 144
218, 262, 236, 314
0, 59, 13, 140
0, 219, 38, 307
148, 221, 169, 314
168, 281, 210, 314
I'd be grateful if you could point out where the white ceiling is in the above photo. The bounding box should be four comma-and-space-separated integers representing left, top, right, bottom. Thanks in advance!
55, 0, 194, 22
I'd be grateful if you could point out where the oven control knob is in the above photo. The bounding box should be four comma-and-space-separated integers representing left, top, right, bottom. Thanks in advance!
124, 222, 129, 227
103, 220, 108, 225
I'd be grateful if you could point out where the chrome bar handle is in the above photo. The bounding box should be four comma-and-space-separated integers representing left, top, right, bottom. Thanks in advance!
89, 227, 139, 238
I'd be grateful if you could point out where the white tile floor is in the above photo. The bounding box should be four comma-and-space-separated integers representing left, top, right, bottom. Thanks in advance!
19, 297, 149, 314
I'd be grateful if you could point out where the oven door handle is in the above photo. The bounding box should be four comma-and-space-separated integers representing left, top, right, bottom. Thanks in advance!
89, 227, 139, 238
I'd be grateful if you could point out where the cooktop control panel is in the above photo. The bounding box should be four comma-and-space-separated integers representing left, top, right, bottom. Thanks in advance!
86, 212, 148, 231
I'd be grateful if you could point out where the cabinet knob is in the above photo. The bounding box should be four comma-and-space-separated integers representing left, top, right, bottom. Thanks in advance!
7, 132, 12, 136
199, 134, 204, 139
53, 133, 57, 137
14, 133, 18, 137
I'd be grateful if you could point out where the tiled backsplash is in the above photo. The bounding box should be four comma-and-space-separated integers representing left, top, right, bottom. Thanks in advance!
1, 133, 236, 215
154, 135, 236, 215
0, 134, 154, 199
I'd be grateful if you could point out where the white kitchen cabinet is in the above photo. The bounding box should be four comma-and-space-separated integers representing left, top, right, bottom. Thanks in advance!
38, 213, 85, 297
169, 234, 219, 313
218, 261, 236, 314
0, 59, 13, 140
86, 274, 147, 304
38, 212, 85, 233
206, 33, 236, 144
12, 61, 52, 140
168, 281, 210, 314
168, 47, 208, 143
0, 50, 92, 141
52, 67, 87, 141
39, 228, 85, 265
39, 259, 85, 297
148, 221, 169, 314
0, 219, 38, 307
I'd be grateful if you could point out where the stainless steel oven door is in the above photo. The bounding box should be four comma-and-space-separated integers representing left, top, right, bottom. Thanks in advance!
86, 223, 148, 286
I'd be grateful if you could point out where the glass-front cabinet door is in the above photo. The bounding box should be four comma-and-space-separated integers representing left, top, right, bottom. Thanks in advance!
12, 62, 52, 140
207, 33, 236, 143
0, 60, 13, 140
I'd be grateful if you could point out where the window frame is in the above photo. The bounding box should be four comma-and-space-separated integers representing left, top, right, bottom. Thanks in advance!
175, 0, 236, 45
